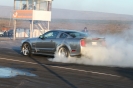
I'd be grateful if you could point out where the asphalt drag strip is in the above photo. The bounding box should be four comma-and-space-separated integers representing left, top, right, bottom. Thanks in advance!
0, 57, 121, 77
0, 47, 133, 88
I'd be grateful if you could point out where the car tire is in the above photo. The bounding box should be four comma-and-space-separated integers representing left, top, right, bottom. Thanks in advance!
21, 43, 32, 57
58, 47, 70, 58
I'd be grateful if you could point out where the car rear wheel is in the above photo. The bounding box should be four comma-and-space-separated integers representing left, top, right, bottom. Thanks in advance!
58, 47, 69, 58
22, 43, 32, 56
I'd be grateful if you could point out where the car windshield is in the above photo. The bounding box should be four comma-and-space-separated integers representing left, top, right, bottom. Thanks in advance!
65, 32, 88, 38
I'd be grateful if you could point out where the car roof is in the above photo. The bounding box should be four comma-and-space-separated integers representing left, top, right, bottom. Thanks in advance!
51, 29, 82, 33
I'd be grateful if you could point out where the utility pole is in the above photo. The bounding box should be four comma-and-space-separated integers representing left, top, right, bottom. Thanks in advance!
13, 20, 16, 40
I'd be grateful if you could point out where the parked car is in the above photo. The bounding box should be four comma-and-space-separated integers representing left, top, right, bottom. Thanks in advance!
21, 29, 106, 57
7, 30, 13, 37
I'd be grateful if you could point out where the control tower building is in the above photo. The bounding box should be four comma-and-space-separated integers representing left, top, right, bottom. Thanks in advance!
13, 0, 53, 40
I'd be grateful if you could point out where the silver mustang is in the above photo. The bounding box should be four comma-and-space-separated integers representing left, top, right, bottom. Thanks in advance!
21, 29, 105, 57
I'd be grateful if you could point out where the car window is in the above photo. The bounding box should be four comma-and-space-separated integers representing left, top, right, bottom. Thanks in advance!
65, 32, 88, 38
44, 31, 59, 39
60, 33, 68, 38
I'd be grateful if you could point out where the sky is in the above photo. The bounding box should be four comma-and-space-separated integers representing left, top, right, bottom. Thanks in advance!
0, 0, 133, 15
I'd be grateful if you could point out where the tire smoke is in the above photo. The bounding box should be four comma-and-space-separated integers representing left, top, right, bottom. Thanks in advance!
49, 29, 133, 67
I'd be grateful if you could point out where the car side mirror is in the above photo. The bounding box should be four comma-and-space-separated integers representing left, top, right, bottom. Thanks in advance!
39, 35, 44, 39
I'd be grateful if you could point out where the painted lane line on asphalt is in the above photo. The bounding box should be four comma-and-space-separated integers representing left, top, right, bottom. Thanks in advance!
48, 65, 121, 77
0, 47, 20, 50
0, 58, 120, 77
0, 58, 37, 65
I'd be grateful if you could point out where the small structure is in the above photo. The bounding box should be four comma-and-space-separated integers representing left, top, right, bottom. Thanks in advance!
13, 0, 53, 40
15, 28, 43, 38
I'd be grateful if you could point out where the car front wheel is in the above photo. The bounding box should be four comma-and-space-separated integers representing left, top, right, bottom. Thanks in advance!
22, 43, 32, 56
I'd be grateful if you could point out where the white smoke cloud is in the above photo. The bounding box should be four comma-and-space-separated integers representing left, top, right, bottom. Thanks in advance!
49, 29, 133, 67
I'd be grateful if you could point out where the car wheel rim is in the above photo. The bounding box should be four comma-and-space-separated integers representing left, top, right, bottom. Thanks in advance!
58, 48, 68, 57
22, 44, 29, 55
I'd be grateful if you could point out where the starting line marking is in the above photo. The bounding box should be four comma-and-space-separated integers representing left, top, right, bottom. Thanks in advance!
0, 57, 120, 77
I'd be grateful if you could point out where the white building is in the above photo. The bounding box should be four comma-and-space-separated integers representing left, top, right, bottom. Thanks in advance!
13, 0, 53, 40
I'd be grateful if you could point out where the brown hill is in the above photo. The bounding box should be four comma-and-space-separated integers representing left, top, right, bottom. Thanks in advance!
0, 6, 133, 34
51, 8, 133, 21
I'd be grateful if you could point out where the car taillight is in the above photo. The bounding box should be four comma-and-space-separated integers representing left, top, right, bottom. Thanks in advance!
80, 39, 86, 47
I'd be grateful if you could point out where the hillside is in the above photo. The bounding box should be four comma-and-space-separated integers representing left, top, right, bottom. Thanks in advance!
52, 8, 133, 21
0, 6, 133, 34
